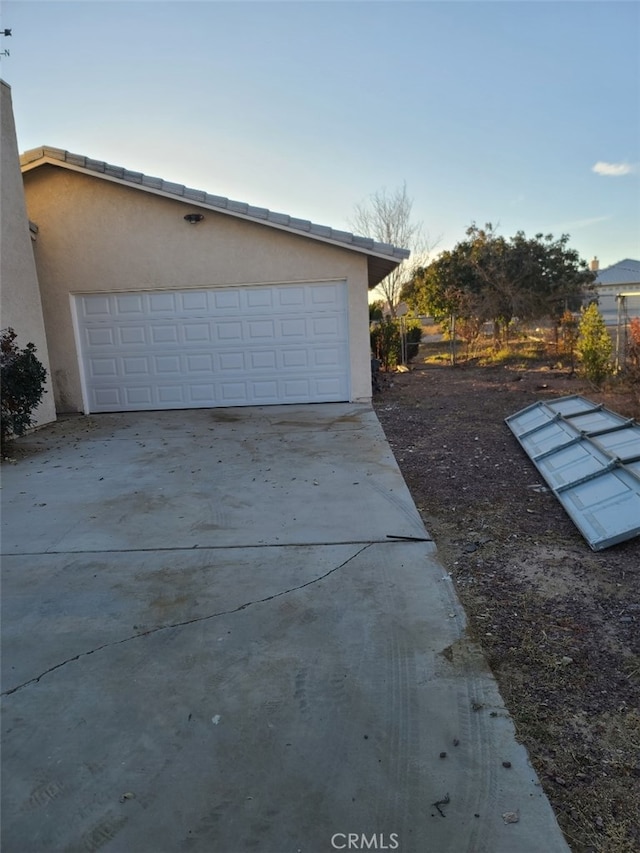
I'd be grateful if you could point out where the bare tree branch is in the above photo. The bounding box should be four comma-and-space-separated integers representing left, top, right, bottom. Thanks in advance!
350, 183, 438, 316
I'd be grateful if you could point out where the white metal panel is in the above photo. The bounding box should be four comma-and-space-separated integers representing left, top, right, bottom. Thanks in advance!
505, 396, 640, 550
545, 397, 596, 417
75, 283, 350, 412
594, 424, 640, 461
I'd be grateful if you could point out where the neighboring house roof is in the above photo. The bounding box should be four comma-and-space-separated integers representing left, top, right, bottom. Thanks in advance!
20, 146, 410, 288
595, 259, 640, 288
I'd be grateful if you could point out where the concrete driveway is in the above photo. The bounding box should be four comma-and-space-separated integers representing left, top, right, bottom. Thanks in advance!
1, 404, 569, 852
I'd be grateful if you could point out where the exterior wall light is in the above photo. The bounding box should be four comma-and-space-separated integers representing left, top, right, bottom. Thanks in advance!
184, 213, 205, 224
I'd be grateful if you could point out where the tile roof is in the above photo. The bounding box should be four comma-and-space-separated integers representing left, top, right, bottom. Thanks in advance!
20, 146, 410, 287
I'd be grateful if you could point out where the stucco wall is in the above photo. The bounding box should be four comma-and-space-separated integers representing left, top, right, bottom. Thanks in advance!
0, 82, 56, 427
22, 165, 372, 412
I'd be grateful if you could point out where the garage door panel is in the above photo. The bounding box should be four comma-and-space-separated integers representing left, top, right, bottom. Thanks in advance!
281, 349, 308, 368
278, 287, 305, 307
185, 354, 213, 372
280, 318, 307, 338
158, 386, 185, 405
116, 294, 145, 314
190, 383, 216, 402
84, 328, 113, 348
220, 382, 249, 403
218, 352, 245, 371
312, 316, 340, 336
212, 290, 241, 311
250, 351, 278, 369
246, 289, 274, 309
118, 326, 147, 346
90, 358, 118, 377
124, 387, 153, 406
94, 388, 121, 407
216, 321, 243, 342
310, 283, 340, 304
180, 291, 209, 311
313, 347, 341, 367
149, 292, 177, 312
251, 380, 278, 400
246, 319, 275, 339
283, 379, 311, 399
76, 282, 350, 412
121, 356, 148, 376
316, 377, 344, 395
80, 295, 111, 318
184, 323, 211, 343
151, 324, 178, 344
154, 355, 182, 374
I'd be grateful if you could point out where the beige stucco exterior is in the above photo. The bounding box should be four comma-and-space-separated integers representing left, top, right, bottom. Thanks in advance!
0, 82, 56, 427
23, 165, 374, 413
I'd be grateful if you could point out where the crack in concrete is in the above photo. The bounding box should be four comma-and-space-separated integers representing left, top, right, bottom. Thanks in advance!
2, 538, 397, 558
1, 543, 373, 698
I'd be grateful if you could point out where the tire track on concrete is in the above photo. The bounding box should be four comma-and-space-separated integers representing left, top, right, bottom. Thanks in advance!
379, 559, 418, 840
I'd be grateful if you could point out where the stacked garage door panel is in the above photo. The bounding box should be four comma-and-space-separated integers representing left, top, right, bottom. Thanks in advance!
74, 282, 350, 412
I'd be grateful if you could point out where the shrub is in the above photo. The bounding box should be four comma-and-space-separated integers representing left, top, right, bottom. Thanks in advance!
1, 328, 48, 448
576, 304, 613, 386
405, 322, 423, 362
558, 310, 579, 371
369, 300, 385, 323
370, 317, 401, 370
370, 316, 422, 370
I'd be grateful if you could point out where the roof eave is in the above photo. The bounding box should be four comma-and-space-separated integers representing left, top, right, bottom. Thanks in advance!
367, 255, 408, 289
20, 149, 410, 281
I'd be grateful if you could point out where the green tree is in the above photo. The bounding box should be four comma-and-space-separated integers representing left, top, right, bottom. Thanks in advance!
576, 304, 613, 386
403, 224, 595, 346
407, 251, 479, 322
1, 328, 48, 448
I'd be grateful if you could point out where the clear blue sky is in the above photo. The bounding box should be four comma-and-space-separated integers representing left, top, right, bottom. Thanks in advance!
2, 0, 639, 269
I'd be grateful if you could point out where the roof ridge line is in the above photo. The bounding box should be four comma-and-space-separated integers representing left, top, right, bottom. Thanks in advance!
19, 146, 410, 264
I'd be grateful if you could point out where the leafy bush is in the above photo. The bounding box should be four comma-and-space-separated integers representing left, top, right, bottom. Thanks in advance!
369, 300, 385, 323
576, 304, 613, 386
1, 328, 48, 447
370, 317, 422, 370
405, 322, 423, 362
370, 317, 401, 370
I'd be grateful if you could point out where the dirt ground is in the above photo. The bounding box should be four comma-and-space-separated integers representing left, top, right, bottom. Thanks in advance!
373, 352, 640, 853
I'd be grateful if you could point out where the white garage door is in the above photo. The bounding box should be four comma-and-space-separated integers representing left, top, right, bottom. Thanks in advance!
74, 282, 350, 412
